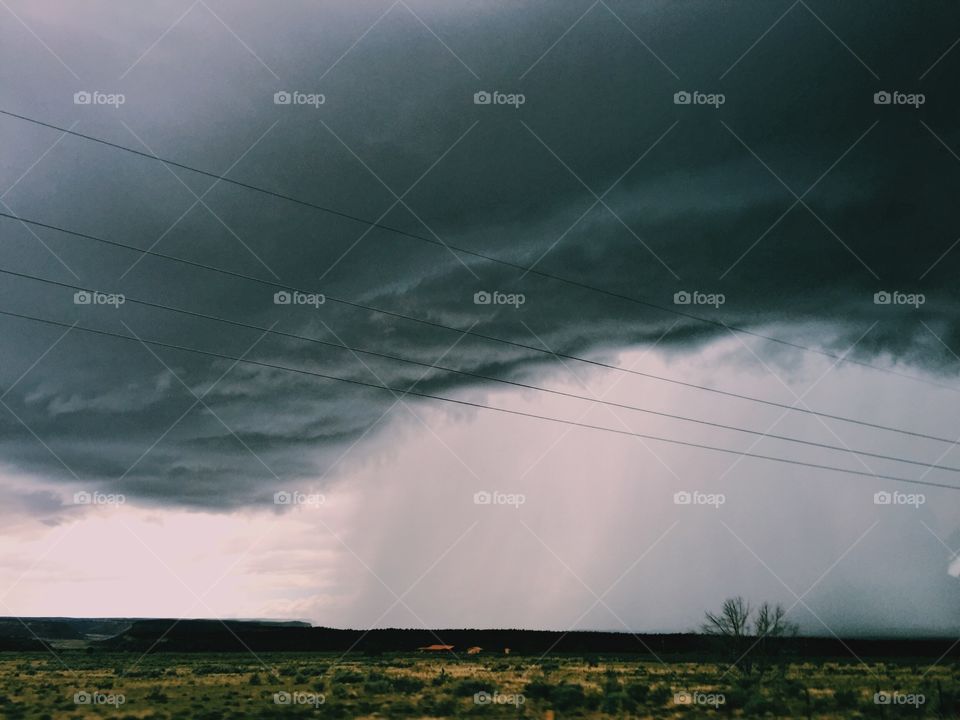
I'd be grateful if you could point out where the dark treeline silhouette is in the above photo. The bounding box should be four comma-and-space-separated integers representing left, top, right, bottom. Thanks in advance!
1, 618, 957, 660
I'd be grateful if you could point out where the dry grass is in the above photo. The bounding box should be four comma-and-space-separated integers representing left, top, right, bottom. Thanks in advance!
0, 651, 952, 718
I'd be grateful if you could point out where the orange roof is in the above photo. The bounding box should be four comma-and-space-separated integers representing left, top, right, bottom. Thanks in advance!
418, 644, 454, 651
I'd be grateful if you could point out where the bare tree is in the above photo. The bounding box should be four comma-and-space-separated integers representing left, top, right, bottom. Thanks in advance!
753, 602, 793, 639
702, 598, 797, 674
702, 597, 753, 671
702, 596, 751, 639
753, 601, 797, 673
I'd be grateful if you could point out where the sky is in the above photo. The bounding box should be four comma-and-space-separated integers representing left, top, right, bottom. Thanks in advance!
0, 0, 959, 636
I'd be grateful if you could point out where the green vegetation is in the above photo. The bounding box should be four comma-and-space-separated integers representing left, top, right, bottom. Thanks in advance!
0, 651, 951, 718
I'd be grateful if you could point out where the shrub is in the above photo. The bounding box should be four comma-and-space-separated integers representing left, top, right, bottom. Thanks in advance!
743, 694, 778, 715
455, 678, 492, 697
391, 676, 425, 693
601, 691, 635, 714
625, 682, 649, 702
648, 684, 672, 706
603, 672, 622, 694
387, 699, 417, 715
550, 682, 587, 711
721, 684, 750, 710
362, 680, 392, 694
779, 678, 806, 699
193, 664, 239, 675
333, 670, 364, 684
523, 679, 553, 700
422, 696, 457, 716
834, 688, 859, 709
145, 688, 169, 703
321, 702, 347, 718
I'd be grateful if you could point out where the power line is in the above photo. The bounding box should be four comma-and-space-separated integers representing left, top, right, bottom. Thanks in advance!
4, 264, 959, 474
2, 108, 955, 393
1, 209, 955, 447
1, 306, 957, 492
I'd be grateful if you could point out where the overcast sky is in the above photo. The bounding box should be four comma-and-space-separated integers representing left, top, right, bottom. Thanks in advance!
0, 0, 959, 637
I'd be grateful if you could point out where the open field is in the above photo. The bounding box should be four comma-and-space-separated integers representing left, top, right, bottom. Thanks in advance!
0, 651, 955, 719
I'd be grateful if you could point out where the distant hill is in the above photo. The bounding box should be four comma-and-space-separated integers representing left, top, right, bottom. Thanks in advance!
97, 621, 960, 660
0, 618, 957, 660
0, 617, 307, 650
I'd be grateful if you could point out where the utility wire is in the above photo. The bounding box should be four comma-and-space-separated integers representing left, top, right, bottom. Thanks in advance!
1, 306, 957, 492
1, 108, 954, 393
1, 209, 955, 447
4, 265, 960, 473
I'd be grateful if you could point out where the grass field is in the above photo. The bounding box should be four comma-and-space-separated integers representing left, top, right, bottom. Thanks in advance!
0, 651, 954, 718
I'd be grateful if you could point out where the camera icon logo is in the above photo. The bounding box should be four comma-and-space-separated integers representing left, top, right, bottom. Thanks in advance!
473, 491, 492, 505
873, 91, 892, 105
74, 691, 92, 704
274, 291, 292, 305
673, 290, 691, 305
474, 91, 492, 105
274, 691, 292, 705
674, 691, 693, 704
74, 290, 92, 305
274, 491, 293, 505
274, 91, 292, 105
73, 91, 92, 105
474, 290, 492, 305
874, 491, 892, 505
873, 291, 891, 305
474, 691, 492, 705
673, 91, 692, 105
874, 692, 891, 705
673, 491, 692, 505
73, 491, 92, 505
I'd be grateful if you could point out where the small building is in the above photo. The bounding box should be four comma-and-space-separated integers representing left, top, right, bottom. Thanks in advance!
466, 646, 482, 655
418, 644, 454, 652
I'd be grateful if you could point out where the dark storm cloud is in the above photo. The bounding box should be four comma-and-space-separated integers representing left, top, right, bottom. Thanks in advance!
1, 0, 960, 507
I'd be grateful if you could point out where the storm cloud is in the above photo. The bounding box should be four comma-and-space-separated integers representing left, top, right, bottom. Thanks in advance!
0, 0, 959, 634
